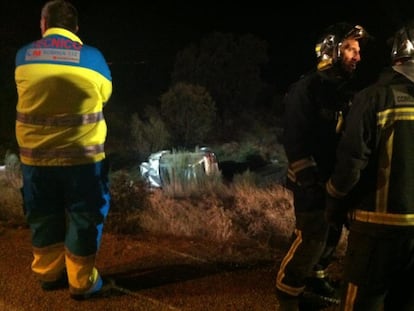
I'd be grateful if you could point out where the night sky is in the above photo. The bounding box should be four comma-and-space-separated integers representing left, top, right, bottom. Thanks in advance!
1, 1, 413, 97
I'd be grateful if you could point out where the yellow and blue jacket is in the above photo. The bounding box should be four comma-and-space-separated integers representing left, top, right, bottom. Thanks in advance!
15, 27, 112, 166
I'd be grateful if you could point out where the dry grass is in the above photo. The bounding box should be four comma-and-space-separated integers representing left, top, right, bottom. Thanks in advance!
0, 171, 24, 225
0, 161, 295, 249
135, 183, 294, 245
0, 152, 24, 224
105, 168, 294, 251
0, 160, 349, 274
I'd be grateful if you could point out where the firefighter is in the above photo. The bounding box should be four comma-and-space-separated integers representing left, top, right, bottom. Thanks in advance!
15, 0, 113, 299
275, 22, 371, 310
325, 19, 414, 310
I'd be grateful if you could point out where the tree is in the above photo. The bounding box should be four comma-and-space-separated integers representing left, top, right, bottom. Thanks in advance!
160, 82, 216, 148
171, 32, 269, 135
130, 108, 171, 155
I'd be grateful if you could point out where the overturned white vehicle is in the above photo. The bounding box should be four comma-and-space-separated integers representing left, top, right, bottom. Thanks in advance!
139, 147, 219, 188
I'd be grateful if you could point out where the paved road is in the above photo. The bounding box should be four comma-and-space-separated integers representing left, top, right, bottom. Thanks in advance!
0, 225, 289, 311
0, 225, 342, 311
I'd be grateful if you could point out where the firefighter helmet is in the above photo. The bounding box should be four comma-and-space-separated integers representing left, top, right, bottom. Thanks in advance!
315, 22, 368, 71
391, 20, 414, 63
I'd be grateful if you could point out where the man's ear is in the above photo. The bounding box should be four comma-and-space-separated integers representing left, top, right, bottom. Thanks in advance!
40, 17, 47, 35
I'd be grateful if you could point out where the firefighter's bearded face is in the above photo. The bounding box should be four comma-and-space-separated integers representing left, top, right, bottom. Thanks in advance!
339, 38, 361, 73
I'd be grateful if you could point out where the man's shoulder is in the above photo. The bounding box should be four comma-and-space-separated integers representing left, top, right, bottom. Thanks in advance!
356, 67, 398, 95
15, 40, 38, 64
295, 70, 319, 83
81, 43, 104, 54
16, 40, 36, 52
286, 70, 319, 91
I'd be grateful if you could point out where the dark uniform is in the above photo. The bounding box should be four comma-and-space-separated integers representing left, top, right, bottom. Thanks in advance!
326, 56, 414, 310
275, 22, 372, 310
276, 70, 354, 298
328, 67, 414, 311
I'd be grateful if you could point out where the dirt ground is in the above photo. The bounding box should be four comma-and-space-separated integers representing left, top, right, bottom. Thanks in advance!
0, 222, 345, 311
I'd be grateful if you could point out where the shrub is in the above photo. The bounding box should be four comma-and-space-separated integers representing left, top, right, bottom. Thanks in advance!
0, 152, 24, 224
160, 82, 217, 147
106, 169, 152, 234
130, 110, 171, 155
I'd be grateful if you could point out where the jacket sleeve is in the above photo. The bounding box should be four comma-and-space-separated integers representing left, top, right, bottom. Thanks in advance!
326, 87, 376, 198
283, 78, 319, 187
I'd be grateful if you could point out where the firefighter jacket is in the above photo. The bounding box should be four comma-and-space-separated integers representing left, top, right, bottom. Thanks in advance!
326, 65, 414, 230
283, 70, 358, 191
15, 27, 112, 166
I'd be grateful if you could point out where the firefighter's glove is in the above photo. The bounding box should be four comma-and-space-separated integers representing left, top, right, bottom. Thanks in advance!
325, 194, 348, 230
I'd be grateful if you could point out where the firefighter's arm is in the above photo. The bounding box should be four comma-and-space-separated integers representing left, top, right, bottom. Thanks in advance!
287, 157, 318, 188
325, 178, 348, 230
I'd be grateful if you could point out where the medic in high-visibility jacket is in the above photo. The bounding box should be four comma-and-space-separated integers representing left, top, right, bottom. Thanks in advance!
15, 0, 113, 300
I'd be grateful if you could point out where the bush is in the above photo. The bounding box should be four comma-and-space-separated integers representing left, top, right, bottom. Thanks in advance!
130, 110, 171, 155
106, 169, 152, 234
0, 152, 24, 224
160, 82, 217, 147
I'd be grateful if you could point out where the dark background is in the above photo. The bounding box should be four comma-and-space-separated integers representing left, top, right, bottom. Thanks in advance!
0, 0, 413, 147
2, 1, 412, 90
